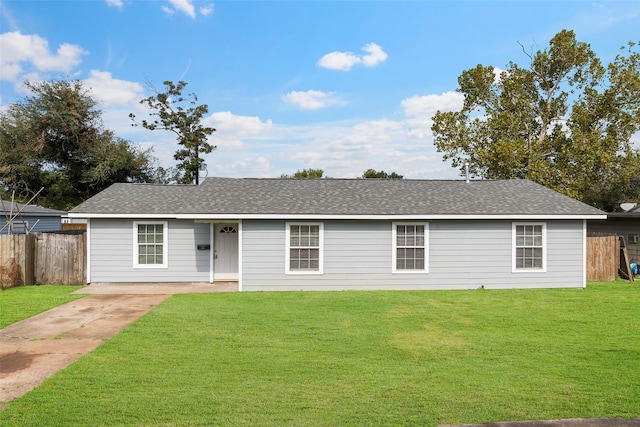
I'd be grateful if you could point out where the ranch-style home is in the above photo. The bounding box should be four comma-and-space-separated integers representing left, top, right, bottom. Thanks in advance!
68, 178, 606, 291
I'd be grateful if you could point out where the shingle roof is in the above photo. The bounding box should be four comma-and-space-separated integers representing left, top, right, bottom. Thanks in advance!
0, 201, 66, 217
69, 178, 605, 218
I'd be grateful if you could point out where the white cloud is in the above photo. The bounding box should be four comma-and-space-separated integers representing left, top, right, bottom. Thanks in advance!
194, 90, 464, 179
161, 6, 175, 15
83, 70, 145, 107
161, 0, 213, 18
164, 0, 195, 18
317, 42, 387, 71
401, 91, 464, 117
360, 43, 388, 67
0, 32, 87, 81
212, 155, 272, 177
316, 51, 361, 72
400, 92, 464, 139
200, 4, 215, 16
105, 0, 124, 9
285, 90, 342, 110
0, 62, 21, 81
204, 111, 273, 148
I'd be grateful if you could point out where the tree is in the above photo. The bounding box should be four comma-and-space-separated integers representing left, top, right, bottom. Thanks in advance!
0, 79, 159, 210
280, 169, 325, 179
130, 80, 216, 185
431, 30, 640, 210
362, 169, 403, 179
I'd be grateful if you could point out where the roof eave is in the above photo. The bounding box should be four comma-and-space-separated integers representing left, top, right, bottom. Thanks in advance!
68, 213, 608, 220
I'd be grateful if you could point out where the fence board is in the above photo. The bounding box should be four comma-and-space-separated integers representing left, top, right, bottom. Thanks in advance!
586, 235, 618, 281
0, 234, 35, 287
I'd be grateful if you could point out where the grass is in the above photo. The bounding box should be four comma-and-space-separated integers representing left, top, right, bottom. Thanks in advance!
1, 281, 639, 426
0, 285, 85, 328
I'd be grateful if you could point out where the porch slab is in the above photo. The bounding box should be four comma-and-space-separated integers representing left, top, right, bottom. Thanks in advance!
73, 281, 238, 295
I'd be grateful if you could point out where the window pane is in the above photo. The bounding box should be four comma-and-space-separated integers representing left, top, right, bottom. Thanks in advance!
515, 224, 543, 270
137, 223, 165, 265
396, 224, 425, 270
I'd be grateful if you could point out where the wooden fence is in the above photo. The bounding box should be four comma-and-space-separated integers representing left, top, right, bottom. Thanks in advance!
586, 235, 618, 281
0, 233, 86, 288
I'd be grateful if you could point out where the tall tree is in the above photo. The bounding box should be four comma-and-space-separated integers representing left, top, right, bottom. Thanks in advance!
280, 169, 325, 179
0, 79, 158, 210
362, 169, 403, 179
130, 80, 216, 185
431, 30, 640, 210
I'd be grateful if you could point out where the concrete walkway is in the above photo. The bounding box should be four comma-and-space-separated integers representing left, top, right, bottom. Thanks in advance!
0, 283, 236, 402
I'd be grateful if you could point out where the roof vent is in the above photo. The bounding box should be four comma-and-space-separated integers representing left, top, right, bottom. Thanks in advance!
465, 161, 470, 183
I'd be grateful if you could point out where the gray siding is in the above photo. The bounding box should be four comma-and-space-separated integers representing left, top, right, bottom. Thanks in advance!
0, 215, 61, 234
241, 220, 585, 291
89, 219, 210, 283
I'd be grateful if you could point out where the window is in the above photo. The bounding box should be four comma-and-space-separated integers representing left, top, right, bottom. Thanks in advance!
286, 223, 323, 274
393, 223, 428, 273
134, 221, 168, 268
513, 223, 546, 272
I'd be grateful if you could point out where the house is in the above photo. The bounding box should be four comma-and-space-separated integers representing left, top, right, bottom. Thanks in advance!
68, 178, 606, 291
0, 201, 66, 235
588, 204, 640, 264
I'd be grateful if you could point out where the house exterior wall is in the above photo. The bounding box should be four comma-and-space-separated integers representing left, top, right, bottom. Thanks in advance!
88, 218, 210, 283
241, 219, 586, 291
0, 215, 62, 234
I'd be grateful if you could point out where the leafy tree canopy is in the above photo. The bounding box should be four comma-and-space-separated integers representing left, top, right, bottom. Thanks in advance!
130, 80, 215, 185
280, 169, 325, 179
362, 169, 404, 179
0, 79, 160, 210
431, 30, 640, 210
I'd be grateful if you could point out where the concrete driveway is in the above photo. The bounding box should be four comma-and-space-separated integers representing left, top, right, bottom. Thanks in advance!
0, 282, 236, 402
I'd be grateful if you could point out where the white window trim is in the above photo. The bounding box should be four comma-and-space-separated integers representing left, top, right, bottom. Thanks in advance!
285, 222, 324, 275
133, 221, 168, 269
392, 222, 429, 273
512, 222, 547, 273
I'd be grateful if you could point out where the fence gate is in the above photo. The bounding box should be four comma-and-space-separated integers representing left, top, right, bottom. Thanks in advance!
35, 233, 86, 285
586, 235, 618, 281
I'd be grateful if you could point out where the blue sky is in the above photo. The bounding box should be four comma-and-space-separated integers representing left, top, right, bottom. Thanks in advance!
1, 1, 639, 179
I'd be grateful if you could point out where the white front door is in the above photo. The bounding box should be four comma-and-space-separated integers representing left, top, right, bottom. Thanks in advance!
214, 223, 239, 280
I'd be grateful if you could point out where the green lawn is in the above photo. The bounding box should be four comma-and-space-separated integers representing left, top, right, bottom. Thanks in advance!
0, 285, 85, 328
1, 281, 639, 426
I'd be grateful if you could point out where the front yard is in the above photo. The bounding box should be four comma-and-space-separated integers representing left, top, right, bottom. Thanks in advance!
1, 281, 639, 426
0, 285, 85, 328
